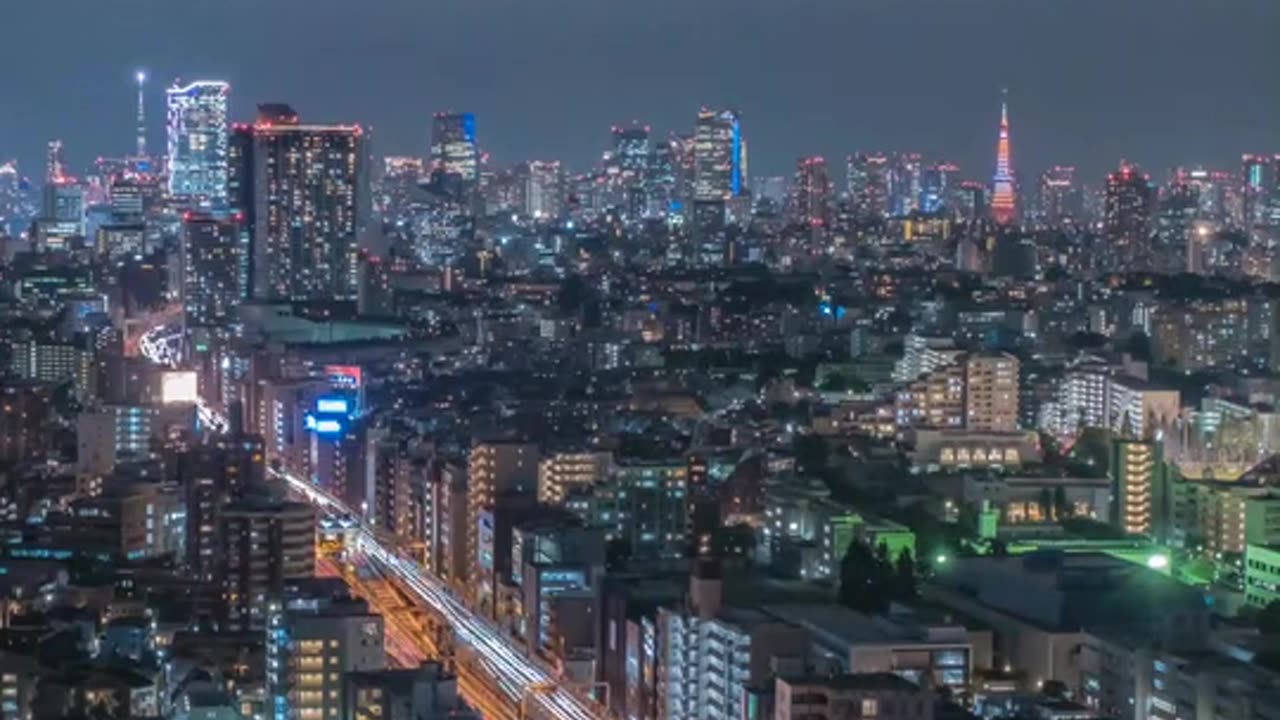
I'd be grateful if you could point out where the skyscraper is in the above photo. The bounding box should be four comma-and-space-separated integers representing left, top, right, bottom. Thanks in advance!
429, 112, 478, 184
238, 105, 364, 302
45, 140, 66, 184
467, 440, 538, 605
524, 160, 563, 220
166, 80, 230, 206
0, 161, 34, 237
1104, 163, 1155, 264
693, 108, 744, 202
134, 70, 147, 159
227, 122, 256, 296
845, 153, 889, 220
669, 132, 696, 211
181, 212, 243, 328
218, 494, 315, 629
612, 124, 650, 219
964, 353, 1020, 432
1038, 166, 1080, 225
990, 94, 1017, 225
789, 156, 832, 228
1241, 153, 1280, 244
1179, 167, 1232, 224
920, 162, 957, 215
612, 124, 651, 176
887, 153, 922, 216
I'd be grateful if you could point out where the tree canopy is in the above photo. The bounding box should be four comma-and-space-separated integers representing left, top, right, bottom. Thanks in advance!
838, 540, 917, 615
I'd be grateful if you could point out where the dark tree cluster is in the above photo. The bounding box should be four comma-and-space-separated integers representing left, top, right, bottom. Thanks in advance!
837, 540, 917, 615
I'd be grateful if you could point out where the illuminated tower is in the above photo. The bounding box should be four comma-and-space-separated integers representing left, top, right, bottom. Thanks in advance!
181, 212, 243, 328
846, 153, 889, 219
242, 105, 364, 302
693, 108, 743, 202
46, 140, 65, 184
135, 70, 147, 158
789, 156, 832, 227
166, 80, 230, 206
1104, 163, 1154, 261
430, 112, 478, 184
990, 93, 1017, 225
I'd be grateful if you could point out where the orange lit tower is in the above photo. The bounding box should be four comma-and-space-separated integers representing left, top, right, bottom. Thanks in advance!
990, 92, 1017, 225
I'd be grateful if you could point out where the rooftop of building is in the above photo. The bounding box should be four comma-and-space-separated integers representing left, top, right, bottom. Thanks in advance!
762, 603, 967, 648
779, 671, 923, 692
932, 551, 1209, 632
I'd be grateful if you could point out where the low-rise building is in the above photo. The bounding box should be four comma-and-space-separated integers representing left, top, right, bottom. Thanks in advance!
762, 604, 977, 700
926, 553, 1210, 694
774, 673, 933, 720
1245, 543, 1280, 608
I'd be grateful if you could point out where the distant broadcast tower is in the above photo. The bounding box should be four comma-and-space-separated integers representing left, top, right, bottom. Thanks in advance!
135, 69, 147, 158
990, 89, 1017, 225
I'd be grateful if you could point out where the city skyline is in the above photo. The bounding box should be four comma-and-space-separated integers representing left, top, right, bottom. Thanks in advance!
1, 0, 1276, 184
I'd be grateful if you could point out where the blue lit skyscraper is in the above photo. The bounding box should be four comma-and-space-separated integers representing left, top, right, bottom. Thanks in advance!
887, 153, 922, 216
166, 80, 230, 206
919, 162, 957, 215
693, 108, 744, 202
1242, 154, 1279, 242
430, 112, 478, 183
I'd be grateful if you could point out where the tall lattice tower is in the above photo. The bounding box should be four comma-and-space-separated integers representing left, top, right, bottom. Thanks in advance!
990, 91, 1017, 225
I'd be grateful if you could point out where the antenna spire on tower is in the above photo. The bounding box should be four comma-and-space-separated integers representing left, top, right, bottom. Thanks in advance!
135, 69, 147, 158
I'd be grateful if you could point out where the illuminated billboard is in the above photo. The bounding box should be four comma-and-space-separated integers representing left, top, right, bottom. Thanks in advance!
325, 365, 362, 389
316, 397, 350, 414
161, 370, 199, 404
314, 418, 344, 435
305, 413, 344, 436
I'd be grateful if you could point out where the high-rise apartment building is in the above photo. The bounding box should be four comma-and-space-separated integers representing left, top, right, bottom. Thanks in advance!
467, 441, 539, 591
1103, 164, 1155, 264
219, 495, 315, 630
269, 592, 384, 720
166, 80, 230, 206
537, 450, 612, 505
423, 460, 469, 588
846, 153, 889, 220
180, 435, 266, 584
523, 160, 563, 220
1242, 153, 1278, 239
789, 156, 833, 228
9, 340, 94, 398
357, 253, 393, 317
1039, 165, 1080, 225
233, 105, 363, 302
181, 212, 242, 328
656, 567, 810, 720
1110, 439, 1171, 539
964, 353, 1020, 432
895, 362, 967, 431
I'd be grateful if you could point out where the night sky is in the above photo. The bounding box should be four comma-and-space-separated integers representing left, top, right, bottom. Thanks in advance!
3, 0, 1277, 186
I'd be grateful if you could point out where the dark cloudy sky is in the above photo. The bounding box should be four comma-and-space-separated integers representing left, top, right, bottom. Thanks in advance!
2, 0, 1277, 185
